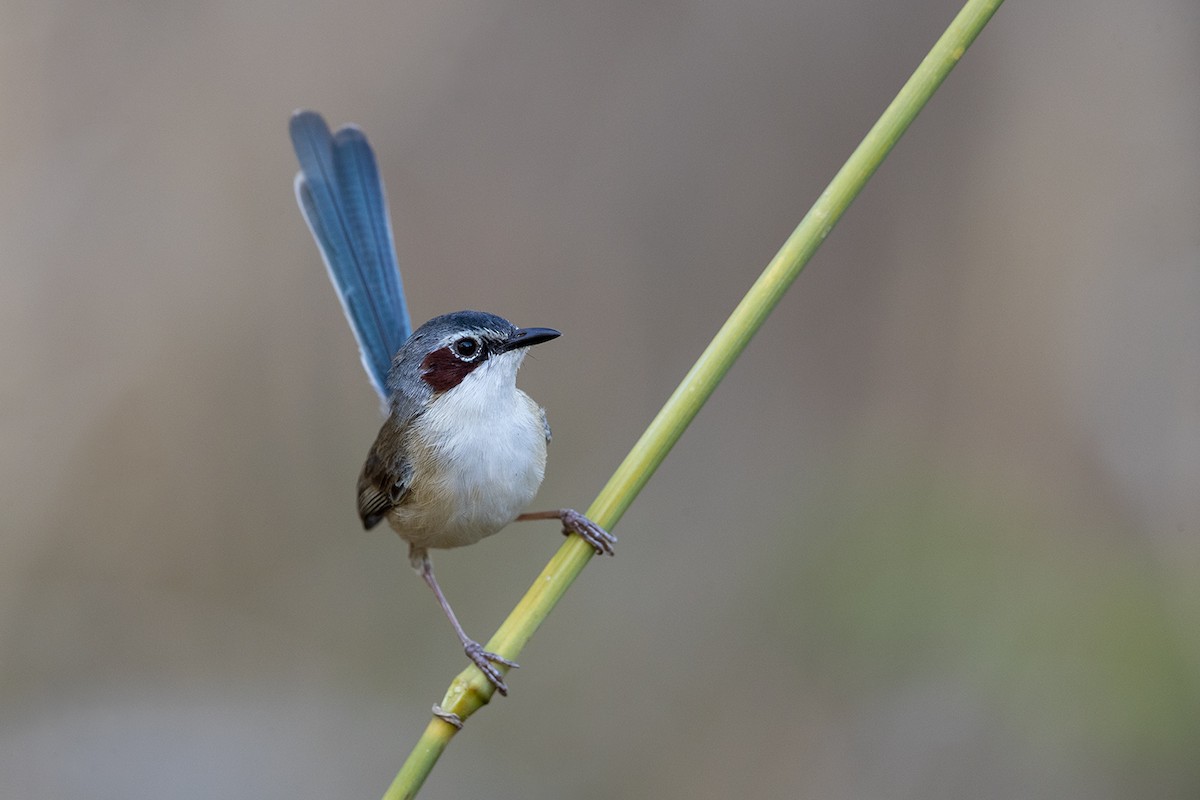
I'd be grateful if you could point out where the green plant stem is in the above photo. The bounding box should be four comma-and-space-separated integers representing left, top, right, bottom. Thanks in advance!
383, 0, 1004, 796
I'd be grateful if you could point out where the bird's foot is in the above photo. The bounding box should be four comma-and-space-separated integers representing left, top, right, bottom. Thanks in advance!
558, 509, 617, 556
464, 640, 519, 695
432, 704, 464, 729
517, 509, 616, 554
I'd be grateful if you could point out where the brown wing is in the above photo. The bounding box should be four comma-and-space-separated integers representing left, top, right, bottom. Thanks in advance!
356, 420, 414, 530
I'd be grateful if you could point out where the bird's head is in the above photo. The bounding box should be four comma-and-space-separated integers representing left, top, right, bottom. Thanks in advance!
386, 310, 560, 401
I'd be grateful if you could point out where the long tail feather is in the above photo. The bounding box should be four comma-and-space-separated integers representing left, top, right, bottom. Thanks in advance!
290, 110, 411, 402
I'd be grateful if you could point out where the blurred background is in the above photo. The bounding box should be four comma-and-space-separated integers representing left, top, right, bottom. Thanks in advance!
3, 0, 1198, 797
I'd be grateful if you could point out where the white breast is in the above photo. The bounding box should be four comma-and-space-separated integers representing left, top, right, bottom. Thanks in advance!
390, 351, 548, 550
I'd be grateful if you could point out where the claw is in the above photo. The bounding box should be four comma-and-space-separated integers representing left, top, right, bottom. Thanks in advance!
464, 640, 519, 695
560, 509, 617, 556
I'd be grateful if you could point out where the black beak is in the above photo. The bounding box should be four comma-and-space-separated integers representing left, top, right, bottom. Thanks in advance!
499, 326, 561, 352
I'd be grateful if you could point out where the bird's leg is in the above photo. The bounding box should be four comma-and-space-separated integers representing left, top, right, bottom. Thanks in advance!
516, 509, 617, 556
413, 549, 518, 695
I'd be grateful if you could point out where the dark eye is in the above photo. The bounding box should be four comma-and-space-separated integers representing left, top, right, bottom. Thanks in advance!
453, 337, 480, 360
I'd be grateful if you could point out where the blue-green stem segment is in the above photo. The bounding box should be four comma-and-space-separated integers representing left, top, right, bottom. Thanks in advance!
383, 0, 1003, 796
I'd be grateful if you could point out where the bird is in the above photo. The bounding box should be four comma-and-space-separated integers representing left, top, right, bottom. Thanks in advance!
289, 110, 615, 695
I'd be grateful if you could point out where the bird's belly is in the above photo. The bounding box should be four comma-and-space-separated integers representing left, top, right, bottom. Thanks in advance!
389, 398, 547, 550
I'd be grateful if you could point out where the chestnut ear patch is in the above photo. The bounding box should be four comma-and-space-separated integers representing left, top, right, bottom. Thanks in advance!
420, 346, 484, 391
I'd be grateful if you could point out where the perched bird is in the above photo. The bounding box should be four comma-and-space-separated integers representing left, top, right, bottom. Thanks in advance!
289, 110, 614, 695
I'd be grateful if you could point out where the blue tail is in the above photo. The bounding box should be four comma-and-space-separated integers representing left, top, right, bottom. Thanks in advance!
290, 110, 412, 403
